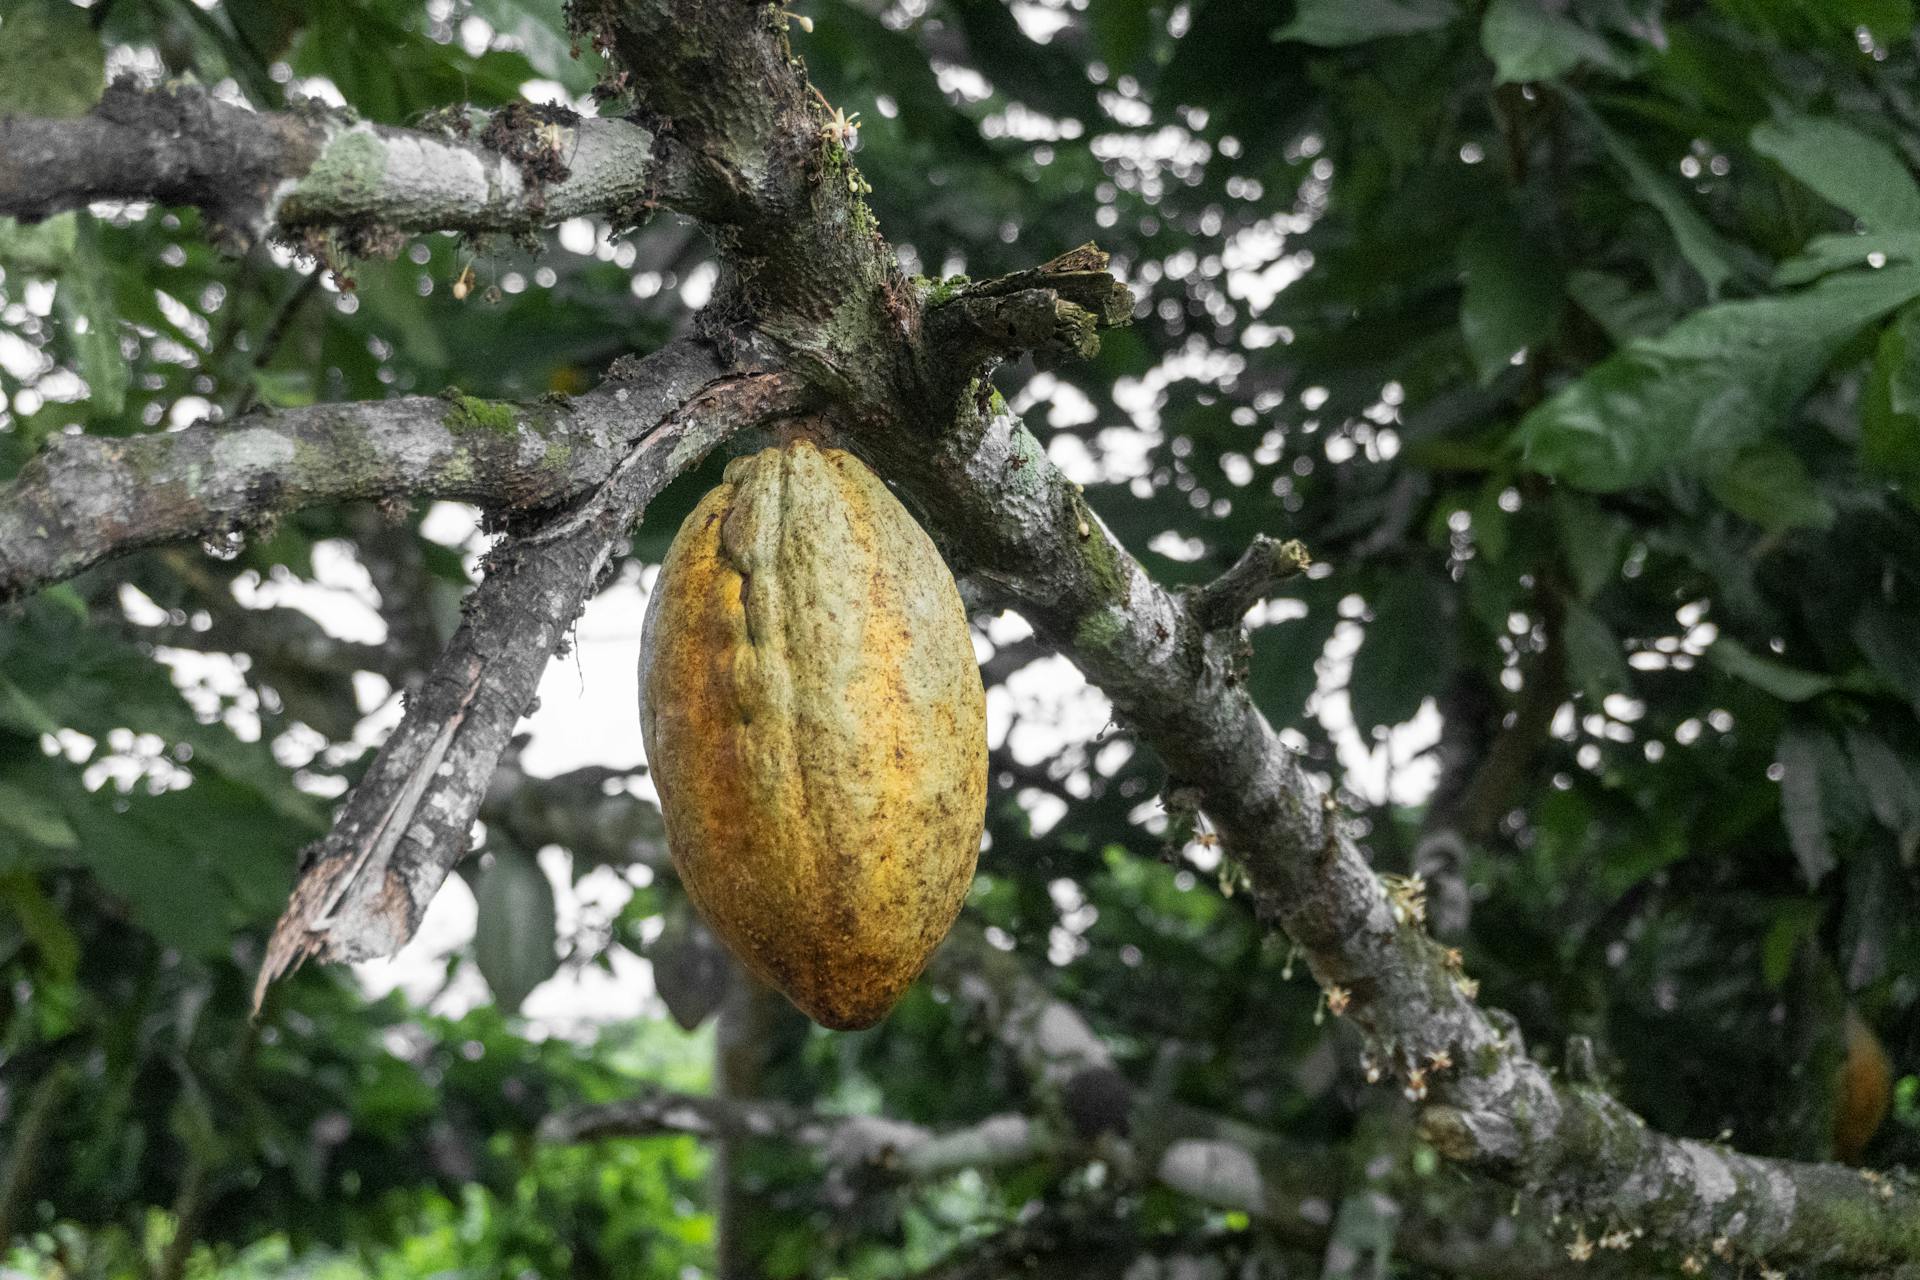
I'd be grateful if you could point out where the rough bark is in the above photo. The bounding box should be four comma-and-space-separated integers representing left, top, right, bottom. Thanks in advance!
0, 81, 659, 246
0, 378, 691, 604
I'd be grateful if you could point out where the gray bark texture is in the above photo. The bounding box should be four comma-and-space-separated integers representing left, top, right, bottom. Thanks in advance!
0, 2, 1915, 1273
0, 81, 659, 246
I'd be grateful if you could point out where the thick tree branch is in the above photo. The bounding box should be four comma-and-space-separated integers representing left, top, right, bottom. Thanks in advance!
0, 369, 717, 605
0, 81, 659, 245
891, 402, 1920, 1271
542, 1090, 1051, 1183
253, 349, 806, 1002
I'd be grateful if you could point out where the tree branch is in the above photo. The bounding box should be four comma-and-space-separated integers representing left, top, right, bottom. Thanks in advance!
0, 368, 708, 605
0, 81, 659, 246
1187, 535, 1313, 631
480, 756, 667, 873
893, 400, 1920, 1272
542, 1083, 1638, 1279
252, 349, 806, 1002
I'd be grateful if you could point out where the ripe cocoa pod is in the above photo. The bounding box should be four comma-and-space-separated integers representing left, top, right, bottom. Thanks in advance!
1832, 1009, 1892, 1163
639, 438, 987, 1029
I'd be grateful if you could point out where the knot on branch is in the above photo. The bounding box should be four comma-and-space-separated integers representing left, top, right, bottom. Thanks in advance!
924, 242, 1135, 372
1415, 1103, 1523, 1170
478, 101, 581, 197
1188, 535, 1311, 631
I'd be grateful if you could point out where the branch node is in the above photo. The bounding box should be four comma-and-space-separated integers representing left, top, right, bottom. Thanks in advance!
1189, 535, 1311, 631
922, 242, 1135, 375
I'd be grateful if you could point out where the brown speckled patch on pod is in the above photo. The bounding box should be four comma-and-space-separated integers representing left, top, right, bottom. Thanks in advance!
639, 438, 988, 1029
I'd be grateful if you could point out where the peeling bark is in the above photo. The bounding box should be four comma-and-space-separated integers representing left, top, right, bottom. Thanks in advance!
253, 348, 805, 1000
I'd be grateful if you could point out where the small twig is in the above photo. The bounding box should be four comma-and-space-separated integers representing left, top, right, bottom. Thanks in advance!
1188, 536, 1312, 631
227, 271, 322, 418
0, 1061, 70, 1247
153, 1150, 209, 1280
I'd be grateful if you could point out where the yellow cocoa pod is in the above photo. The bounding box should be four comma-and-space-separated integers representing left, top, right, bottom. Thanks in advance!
639, 438, 987, 1029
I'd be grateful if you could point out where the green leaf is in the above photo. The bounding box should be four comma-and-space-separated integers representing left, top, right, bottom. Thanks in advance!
0, 873, 79, 978
57, 220, 128, 421
1458, 216, 1562, 385
1517, 263, 1920, 490
0, 0, 103, 116
1710, 638, 1836, 702
1863, 301, 1920, 506
1564, 269, 1674, 346
290, 0, 541, 121
0, 780, 77, 849
1571, 97, 1743, 297
1088, 0, 1157, 75
1596, 826, 1688, 898
0, 675, 62, 737
1845, 726, 1920, 839
1776, 726, 1839, 885
1350, 574, 1455, 735
650, 907, 731, 1033
1839, 845, 1900, 988
1707, 444, 1835, 532
1467, 477, 1511, 562
0, 214, 78, 273
1773, 231, 1920, 286
1274, 0, 1454, 47
1760, 899, 1824, 987
1712, 0, 1913, 46
1853, 602, 1920, 715
1480, 0, 1628, 83
1752, 116, 1920, 232
473, 849, 559, 1014
1550, 492, 1629, 600
1561, 600, 1628, 702
249, 368, 317, 410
